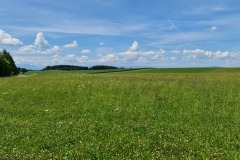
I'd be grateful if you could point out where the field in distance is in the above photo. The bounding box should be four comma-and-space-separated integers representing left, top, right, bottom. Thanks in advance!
25, 67, 240, 75
0, 68, 240, 159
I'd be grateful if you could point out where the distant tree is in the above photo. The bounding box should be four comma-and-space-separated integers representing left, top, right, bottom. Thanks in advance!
18, 67, 28, 74
0, 49, 19, 77
89, 65, 118, 70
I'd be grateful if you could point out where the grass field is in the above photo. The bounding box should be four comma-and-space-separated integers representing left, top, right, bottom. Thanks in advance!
0, 68, 240, 159
25, 67, 240, 75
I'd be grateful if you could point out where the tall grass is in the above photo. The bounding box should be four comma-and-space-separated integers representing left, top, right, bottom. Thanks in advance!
0, 73, 239, 159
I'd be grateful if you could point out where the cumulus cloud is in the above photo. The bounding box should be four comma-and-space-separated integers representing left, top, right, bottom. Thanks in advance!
123, 50, 165, 61
210, 26, 217, 32
63, 41, 78, 48
214, 51, 230, 58
99, 54, 118, 62
96, 41, 166, 64
63, 54, 90, 64
34, 32, 49, 48
0, 29, 23, 46
81, 49, 91, 54
183, 49, 230, 59
46, 45, 61, 54
18, 32, 61, 54
18, 45, 38, 54
121, 41, 165, 61
129, 41, 139, 52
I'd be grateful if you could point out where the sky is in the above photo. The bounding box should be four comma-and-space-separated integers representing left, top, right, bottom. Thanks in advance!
1, 0, 240, 69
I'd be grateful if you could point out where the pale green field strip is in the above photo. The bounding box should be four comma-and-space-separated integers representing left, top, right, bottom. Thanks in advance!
24, 67, 240, 76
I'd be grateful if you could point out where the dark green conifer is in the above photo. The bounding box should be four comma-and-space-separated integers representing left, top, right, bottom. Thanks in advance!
0, 49, 18, 77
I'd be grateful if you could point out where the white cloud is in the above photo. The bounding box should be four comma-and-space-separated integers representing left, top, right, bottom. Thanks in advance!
65, 54, 91, 63
183, 49, 205, 55
183, 49, 230, 59
214, 51, 230, 59
18, 32, 61, 54
59, 55, 91, 64
148, 49, 166, 60
15, 54, 92, 69
18, 45, 38, 54
124, 49, 165, 60
81, 49, 91, 54
63, 41, 78, 48
210, 26, 217, 32
99, 54, 118, 62
14, 47, 239, 69
121, 42, 165, 61
66, 54, 76, 58
129, 41, 139, 52
46, 45, 61, 54
96, 42, 166, 64
34, 32, 49, 48
0, 29, 23, 46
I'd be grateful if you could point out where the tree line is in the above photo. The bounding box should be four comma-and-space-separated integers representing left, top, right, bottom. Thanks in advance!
42, 65, 88, 71
42, 65, 119, 71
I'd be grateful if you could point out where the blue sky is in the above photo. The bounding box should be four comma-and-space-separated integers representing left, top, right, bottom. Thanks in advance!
1, 0, 240, 69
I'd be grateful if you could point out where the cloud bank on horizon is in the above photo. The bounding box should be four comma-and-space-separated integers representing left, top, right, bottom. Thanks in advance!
0, 0, 240, 69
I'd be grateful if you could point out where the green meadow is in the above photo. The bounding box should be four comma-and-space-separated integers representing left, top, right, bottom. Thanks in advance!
0, 68, 240, 159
